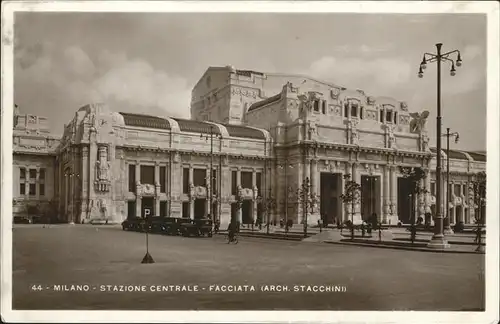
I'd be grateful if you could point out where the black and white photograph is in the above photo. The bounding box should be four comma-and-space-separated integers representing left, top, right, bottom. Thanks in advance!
1, 1, 499, 323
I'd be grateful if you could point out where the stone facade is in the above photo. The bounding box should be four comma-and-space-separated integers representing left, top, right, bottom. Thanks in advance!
12, 67, 486, 228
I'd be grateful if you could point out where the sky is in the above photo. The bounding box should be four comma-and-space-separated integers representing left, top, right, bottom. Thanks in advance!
13, 12, 487, 151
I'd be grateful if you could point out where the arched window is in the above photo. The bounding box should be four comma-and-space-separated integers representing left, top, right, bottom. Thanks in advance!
351, 103, 358, 118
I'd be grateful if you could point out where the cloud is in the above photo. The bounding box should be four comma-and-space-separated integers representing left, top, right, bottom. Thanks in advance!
305, 55, 412, 95
15, 43, 192, 119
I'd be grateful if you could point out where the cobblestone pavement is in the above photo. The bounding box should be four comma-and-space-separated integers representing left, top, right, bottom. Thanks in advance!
12, 225, 485, 311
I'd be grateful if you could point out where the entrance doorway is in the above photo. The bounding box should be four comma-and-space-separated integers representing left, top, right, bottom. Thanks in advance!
242, 200, 252, 224
397, 177, 413, 224
361, 175, 381, 221
194, 199, 206, 219
142, 197, 154, 217
320, 173, 341, 225
127, 201, 136, 219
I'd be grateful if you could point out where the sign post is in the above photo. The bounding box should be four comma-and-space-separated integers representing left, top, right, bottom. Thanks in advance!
141, 208, 155, 264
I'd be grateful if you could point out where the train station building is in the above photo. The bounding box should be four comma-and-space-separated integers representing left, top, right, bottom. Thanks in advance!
12, 66, 486, 227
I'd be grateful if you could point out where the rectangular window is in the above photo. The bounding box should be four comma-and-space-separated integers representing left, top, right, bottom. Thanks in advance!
241, 172, 252, 188
313, 100, 319, 112
29, 169, 37, 179
160, 166, 166, 193
20, 168, 26, 179
231, 171, 237, 195
360, 108, 364, 120
351, 104, 358, 117
140, 165, 155, 185
20, 183, 25, 195
193, 169, 206, 187
393, 112, 398, 124
454, 184, 461, 196
344, 103, 349, 117
29, 183, 36, 196
256, 173, 262, 196
39, 183, 45, 196
386, 111, 392, 123
128, 165, 136, 192
379, 110, 384, 123
430, 182, 436, 195
183, 168, 189, 194
39, 168, 45, 180
321, 101, 326, 114
182, 201, 190, 218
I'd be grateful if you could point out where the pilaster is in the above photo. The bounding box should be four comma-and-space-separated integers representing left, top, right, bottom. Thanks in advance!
388, 165, 399, 225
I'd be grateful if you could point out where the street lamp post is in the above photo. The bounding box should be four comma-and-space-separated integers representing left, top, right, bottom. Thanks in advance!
418, 43, 462, 249
201, 126, 222, 230
443, 127, 459, 234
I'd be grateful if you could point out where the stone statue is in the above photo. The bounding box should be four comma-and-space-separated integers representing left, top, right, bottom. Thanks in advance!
189, 182, 195, 197
400, 102, 408, 111
253, 186, 259, 199
420, 132, 430, 152
237, 184, 243, 197
96, 146, 110, 181
347, 119, 359, 145
308, 121, 317, 140
409, 110, 430, 133
387, 125, 397, 149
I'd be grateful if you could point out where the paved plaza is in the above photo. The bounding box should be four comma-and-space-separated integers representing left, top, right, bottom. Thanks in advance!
12, 225, 485, 311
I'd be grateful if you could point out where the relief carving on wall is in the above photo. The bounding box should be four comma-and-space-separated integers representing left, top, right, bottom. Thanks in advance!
367, 96, 376, 105
385, 124, 397, 149
307, 120, 318, 140
330, 88, 341, 100
94, 145, 111, 192
400, 102, 408, 111
347, 119, 359, 145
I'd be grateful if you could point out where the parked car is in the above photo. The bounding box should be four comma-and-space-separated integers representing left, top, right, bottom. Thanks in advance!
14, 216, 31, 224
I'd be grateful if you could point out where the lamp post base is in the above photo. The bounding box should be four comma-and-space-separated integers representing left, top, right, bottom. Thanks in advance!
427, 234, 451, 249
141, 252, 155, 264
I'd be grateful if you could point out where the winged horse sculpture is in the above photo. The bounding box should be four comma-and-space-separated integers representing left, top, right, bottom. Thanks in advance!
409, 110, 430, 133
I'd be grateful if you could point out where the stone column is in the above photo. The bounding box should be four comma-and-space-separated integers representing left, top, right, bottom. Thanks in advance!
205, 168, 210, 218
189, 165, 194, 220
389, 166, 399, 225
252, 169, 257, 224
351, 162, 362, 224
35, 167, 40, 200
80, 147, 89, 221
383, 165, 391, 223
155, 163, 160, 216
309, 159, 320, 225
135, 161, 141, 217
424, 169, 433, 225
236, 167, 242, 223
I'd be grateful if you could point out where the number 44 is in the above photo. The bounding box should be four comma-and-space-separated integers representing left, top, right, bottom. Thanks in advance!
31, 285, 43, 291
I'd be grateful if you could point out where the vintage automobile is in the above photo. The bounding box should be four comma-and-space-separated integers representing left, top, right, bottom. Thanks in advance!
121, 217, 144, 231
122, 216, 213, 238
179, 218, 213, 237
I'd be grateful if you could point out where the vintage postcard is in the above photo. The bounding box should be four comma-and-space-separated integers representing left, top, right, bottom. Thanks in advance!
1, 1, 499, 323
